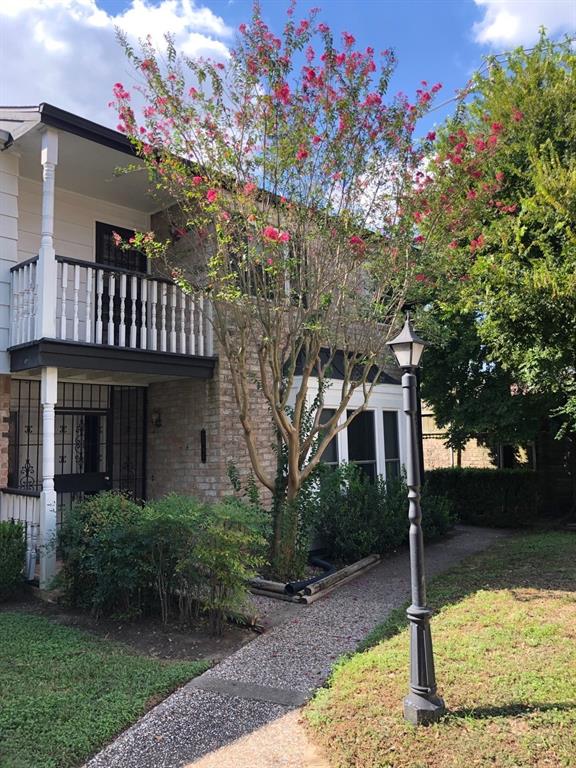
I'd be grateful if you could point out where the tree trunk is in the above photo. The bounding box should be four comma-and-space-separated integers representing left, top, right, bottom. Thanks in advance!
269, 473, 302, 581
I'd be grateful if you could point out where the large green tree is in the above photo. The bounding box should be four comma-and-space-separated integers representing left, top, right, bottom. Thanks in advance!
417, 33, 576, 451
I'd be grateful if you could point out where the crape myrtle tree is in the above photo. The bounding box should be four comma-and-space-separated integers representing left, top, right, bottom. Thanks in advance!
415, 34, 576, 466
112, 2, 465, 575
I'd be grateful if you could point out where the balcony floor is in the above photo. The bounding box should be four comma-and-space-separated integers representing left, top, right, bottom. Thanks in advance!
9, 338, 216, 380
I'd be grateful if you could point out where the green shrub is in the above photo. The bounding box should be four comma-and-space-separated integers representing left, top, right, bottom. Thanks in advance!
425, 467, 538, 527
0, 521, 26, 600
59, 491, 147, 616
310, 464, 383, 564
310, 464, 454, 564
59, 491, 268, 633
143, 495, 268, 633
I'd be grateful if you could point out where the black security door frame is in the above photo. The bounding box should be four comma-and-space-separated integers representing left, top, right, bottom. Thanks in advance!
8, 381, 147, 511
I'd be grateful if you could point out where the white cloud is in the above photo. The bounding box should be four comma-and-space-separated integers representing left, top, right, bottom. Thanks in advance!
0, 0, 232, 126
473, 0, 576, 46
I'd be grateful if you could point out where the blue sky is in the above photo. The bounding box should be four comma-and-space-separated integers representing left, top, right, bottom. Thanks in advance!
1, 0, 574, 131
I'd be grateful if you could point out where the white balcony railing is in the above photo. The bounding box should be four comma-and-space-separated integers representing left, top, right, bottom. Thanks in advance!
11, 256, 213, 356
0, 489, 40, 581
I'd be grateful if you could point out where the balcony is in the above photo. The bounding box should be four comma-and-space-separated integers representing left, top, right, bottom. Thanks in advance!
9, 256, 215, 378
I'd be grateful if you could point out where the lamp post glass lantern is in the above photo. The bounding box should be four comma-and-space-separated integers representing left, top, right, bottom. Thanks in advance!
388, 316, 445, 725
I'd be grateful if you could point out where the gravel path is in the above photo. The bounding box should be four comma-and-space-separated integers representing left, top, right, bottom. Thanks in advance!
86, 526, 508, 768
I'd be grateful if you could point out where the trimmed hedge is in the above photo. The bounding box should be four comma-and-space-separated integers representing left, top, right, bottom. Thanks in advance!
425, 467, 538, 527
0, 521, 26, 600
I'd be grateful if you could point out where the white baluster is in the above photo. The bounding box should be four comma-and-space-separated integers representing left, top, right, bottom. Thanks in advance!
95, 270, 103, 344
179, 291, 186, 354
140, 279, 148, 350
205, 298, 213, 356
170, 284, 177, 352
17, 267, 24, 345
149, 280, 158, 352
160, 283, 167, 352
189, 296, 196, 355
130, 275, 138, 348
11, 268, 19, 346
29, 263, 37, 343
60, 261, 68, 339
107, 274, 115, 346
198, 294, 205, 356
118, 274, 126, 347
85, 268, 93, 343
22, 265, 30, 343
73, 264, 80, 341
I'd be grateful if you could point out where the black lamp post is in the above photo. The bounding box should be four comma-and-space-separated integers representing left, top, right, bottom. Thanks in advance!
388, 316, 445, 725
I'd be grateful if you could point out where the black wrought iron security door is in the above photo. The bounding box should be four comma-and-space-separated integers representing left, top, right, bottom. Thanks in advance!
54, 410, 111, 496
9, 381, 147, 526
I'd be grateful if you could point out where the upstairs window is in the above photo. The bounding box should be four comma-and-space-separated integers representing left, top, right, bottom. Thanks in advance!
95, 222, 147, 273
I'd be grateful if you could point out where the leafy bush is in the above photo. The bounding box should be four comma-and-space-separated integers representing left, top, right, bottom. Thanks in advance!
425, 467, 538, 527
59, 492, 147, 616
0, 521, 26, 600
60, 491, 268, 633
310, 464, 454, 564
144, 495, 268, 633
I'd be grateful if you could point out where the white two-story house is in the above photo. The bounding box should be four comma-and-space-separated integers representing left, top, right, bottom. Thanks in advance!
0, 103, 406, 587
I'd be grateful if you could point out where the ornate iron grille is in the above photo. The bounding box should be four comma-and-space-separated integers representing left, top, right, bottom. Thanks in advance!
8, 381, 147, 523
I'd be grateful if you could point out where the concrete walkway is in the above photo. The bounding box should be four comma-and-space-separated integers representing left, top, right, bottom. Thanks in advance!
86, 526, 508, 768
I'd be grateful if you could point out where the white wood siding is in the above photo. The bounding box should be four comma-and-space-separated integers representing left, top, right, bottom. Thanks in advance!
17, 177, 150, 265
0, 153, 19, 372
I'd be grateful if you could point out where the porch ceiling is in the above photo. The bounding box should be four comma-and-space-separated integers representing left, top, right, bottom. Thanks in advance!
12, 123, 166, 214
10, 369, 180, 387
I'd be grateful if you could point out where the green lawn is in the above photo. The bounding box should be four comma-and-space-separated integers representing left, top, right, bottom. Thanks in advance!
0, 613, 208, 768
307, 532, 576, 768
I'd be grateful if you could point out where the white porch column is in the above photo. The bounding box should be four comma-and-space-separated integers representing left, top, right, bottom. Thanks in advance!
39, 366, 58, 588
35, 129, 58, 340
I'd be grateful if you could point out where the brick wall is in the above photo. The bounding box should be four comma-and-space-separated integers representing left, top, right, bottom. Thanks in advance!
422, 407, 495, 470
146, 350, 276, 503
147, 376, 221, 500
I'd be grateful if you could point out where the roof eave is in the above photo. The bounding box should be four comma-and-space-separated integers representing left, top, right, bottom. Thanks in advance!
38, 103, 137, 157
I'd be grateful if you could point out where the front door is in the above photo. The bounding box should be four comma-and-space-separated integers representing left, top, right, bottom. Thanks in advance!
54, 410, 112, 511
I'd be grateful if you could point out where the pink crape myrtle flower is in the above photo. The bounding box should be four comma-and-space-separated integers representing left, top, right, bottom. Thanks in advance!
263, 226, 290, 243
206, 189, 218, 203
349, 234, 365, 252
275, 82, 291, 105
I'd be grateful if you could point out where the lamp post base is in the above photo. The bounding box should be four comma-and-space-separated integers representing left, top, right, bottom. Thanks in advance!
403, 692, 446, 725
